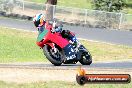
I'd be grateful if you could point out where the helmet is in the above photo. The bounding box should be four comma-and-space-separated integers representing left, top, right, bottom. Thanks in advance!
33, 13, 45, 27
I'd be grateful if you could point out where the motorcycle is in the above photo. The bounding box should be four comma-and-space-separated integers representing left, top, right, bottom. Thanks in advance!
36, 21, 92, 66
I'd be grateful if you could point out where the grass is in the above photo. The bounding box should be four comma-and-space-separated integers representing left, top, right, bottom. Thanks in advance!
26, 0, 132, 14
125, 13, 132, 22
0, 81, 131, 88
81, 40, 132, 61
0, 26, 132, 63
0, 27, 46, 63
26, 0, 93, 9
124, 8, 132, 14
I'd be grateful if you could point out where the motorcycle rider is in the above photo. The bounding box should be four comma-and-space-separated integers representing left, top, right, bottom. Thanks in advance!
33, 13, 80, 48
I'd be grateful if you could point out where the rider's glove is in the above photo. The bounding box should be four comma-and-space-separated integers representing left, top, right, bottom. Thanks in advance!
51, 28, 56, 33
51, 26, 62, 33
55, 26, 62, 32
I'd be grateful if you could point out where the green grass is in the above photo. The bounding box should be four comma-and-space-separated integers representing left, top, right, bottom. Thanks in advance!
0, 26, 132, 63
26, 0, 92, 9
26, 0, 46, 3
26, 0, 132, 14
81, 40, 132, 61
0, 27, 47, 63
125, 13, 132, 22
124, 8, 132, 14
0, 81, 131, 88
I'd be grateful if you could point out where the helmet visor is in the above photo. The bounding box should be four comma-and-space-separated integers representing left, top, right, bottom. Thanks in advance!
34, 19, 40, 27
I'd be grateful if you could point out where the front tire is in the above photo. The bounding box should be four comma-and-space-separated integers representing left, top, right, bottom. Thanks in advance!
43, 45, 63, 66
79, 51, 92, 65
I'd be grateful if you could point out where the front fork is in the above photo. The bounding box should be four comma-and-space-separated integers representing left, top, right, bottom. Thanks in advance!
52, 43, 58, 53
46, 43, 58, 53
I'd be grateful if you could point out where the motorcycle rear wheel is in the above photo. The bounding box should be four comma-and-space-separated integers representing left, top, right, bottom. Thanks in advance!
43, 45, 63, 66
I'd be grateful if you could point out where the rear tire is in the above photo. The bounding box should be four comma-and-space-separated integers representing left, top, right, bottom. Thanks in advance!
43, 45, 63, 66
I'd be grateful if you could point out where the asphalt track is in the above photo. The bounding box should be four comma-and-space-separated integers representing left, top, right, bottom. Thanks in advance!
0, 17, 132, 46
0, 17, 132, 69
0, 61, 132, 70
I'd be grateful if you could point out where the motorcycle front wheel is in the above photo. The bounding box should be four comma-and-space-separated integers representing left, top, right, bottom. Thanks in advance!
79, 51, 92, 65
43, 44, 63, 66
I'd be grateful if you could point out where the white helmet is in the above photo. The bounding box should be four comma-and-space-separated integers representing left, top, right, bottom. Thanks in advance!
33, 13, 45, 27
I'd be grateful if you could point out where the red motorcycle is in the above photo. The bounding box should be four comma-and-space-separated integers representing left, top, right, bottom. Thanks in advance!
36, 22, 92, 66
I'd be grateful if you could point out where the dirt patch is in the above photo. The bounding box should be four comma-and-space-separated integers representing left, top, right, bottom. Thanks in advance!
0, 68, 131, 83
0, 68, 76, 83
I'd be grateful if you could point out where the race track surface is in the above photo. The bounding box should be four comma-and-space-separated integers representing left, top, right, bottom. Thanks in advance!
0, 60, 132, 70
0, 17, 132, 46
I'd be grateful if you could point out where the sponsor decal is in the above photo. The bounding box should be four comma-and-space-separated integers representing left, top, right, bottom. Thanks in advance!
66, 54, 76, 60
76, 67, 131, 85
